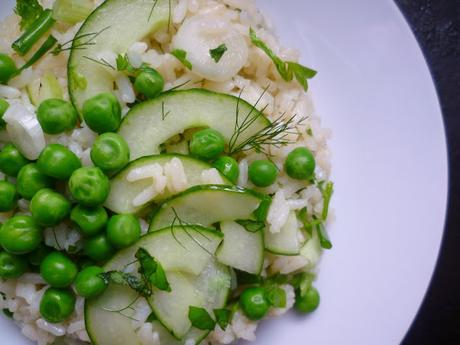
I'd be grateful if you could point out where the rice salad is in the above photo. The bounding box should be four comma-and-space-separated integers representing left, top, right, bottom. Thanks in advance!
0, 0, 334, 345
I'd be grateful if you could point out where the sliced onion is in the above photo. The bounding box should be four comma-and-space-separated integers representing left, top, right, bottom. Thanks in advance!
3, 103, 46, 160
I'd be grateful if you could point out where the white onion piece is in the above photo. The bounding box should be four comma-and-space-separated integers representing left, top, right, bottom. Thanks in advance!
3, 103, 46, 160
172, 15, 248, 82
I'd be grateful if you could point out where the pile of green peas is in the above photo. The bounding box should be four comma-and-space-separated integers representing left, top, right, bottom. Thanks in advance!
0, 91, 144, 323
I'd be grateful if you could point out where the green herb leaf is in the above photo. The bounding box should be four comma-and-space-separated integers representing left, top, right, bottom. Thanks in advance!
297, 207, 322, 236
2, 309, 13, 319
99, 271, 151, 297
316, 223, 332, 250
146, 311, 157, 322
266, 286, 287, 308
171, 49, 192, 70
116, 54, 130, 72
249, 28, 316, 91
213, 308, 231, 330
209, 44, 228, 63
236, 219, 265, 233
292, 272, 315, 298
320, 181, 334, 221
135, 248, 171, 292
188, 306, 216, 331
14, 0, 44, 30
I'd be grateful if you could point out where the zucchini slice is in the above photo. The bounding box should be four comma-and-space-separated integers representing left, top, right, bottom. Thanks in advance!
149, 185, 265, 231
118, 89, 271, 160
85, 226, 228, 345
104, 154, 232, 214
68, 0, 172, 113
265, 211, 301, 256
216, 221, 264, 275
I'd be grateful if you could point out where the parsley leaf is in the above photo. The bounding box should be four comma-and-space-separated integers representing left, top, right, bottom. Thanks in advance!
249, 28, 317, 91
213, 308, 231, 330
171, 49, 192, 70
116, 54, 131, 72
236, 219, 265, 233
188, 306, 216, 331
14, 0, 44, 30
209, 44, 228, 63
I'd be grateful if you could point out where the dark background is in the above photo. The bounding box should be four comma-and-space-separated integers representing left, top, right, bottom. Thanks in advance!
393, 1, 460, 344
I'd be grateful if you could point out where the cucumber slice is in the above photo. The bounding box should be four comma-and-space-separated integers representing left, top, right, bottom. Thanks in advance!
216, 221, 264, 275
107, 226, 223, 276
149, 185, 265, 231
300, 229, 322, 268
105, 154, 232, 214
68, 0, 172, 113
118, 89, 270, 160
151, 321, 208, 345
86, 227, 228, 345
265, 211, 301, 256
148, 260, 230, 339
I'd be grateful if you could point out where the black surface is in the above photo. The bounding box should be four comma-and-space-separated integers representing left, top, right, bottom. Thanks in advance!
393, 1, 460, 344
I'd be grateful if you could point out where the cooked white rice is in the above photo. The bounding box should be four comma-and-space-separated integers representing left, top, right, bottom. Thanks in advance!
0, 0, 333, 344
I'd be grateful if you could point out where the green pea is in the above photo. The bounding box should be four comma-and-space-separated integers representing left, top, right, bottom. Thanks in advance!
83, 233, 114, 262
294, 286, 320, 313
213, 156, 239, 184
0, 98, 9, 128
106, 214, 141, 249
0, 215, 42, 254
28, 244, 52, 266
70, 205, 108, 237
134, 68, 164, 99
16, 163, 54, 200
284, 147, 316, 180
30, 189, 71, 227
0, 53, 17, 84
37, 144, 82, 180
82, 93, 121, 134
74, 265, 107, 298
248, 160, 278, 187
0, 252, 28, 278
68, 167, 110, 207
239, 287, 270, 320
39, 287, 76, 323
40, 251, 78, 288
190, 129, 225, 160
90, 133, 130, 174
37, 99, 78, 134
0, 144, 29, 177
0, 180, 17, 212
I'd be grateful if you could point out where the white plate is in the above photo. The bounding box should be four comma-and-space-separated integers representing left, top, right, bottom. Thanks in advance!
0, 1, 448, 345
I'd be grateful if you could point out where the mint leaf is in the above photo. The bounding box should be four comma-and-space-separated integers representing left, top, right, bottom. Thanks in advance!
135, 248, 171, 292
99, 271, 151, 297
15, 0, 44, 30
171, 49, 192, 70
188, 306, 216, 331
209, 44, 228, 63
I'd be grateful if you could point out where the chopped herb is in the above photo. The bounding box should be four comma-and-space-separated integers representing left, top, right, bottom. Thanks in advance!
52, 26, 110, 55
235, 219, 265, 233
235, 270, 262, 285
209, 44, 228, 63
171, 49, 192, 70
116, 54, 130, 71
213, 308, 231, 330
15, 0, 44, 30
320, 181, 334, 221
306, 128, 313, 136
161, 101, 171, 121
316, 222, 332, 250
2, 309, 13, 319
265, 286, 287, 308
17, 35, 57, 73
99, 271, 151, 297
188, 306, 216, 331
12, 9, 56, 56
83, 56, 116, 70
249, 28, 316, 91
146, 311, 157, 322
136, 248, 171, 292
292, 272, 315, 298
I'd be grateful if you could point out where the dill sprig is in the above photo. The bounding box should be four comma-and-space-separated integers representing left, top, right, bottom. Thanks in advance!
227, 87, 305, 155
161, 101, 171, 121
102, 295, 140, 322
52, 26, 110, 55
83, 56, 115, 70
